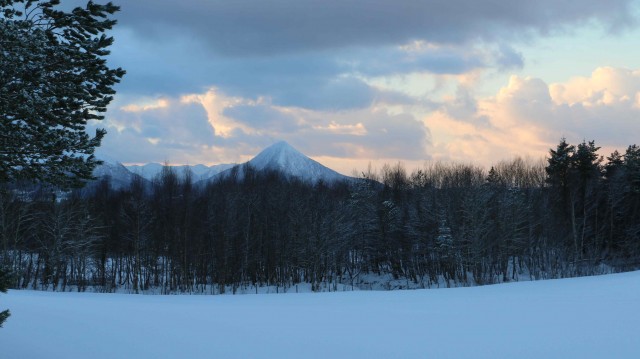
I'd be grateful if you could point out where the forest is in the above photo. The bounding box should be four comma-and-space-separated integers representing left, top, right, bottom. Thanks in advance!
1, 139, 639, 294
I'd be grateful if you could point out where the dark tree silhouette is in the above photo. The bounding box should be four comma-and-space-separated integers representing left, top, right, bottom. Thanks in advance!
0, 0, 125, 188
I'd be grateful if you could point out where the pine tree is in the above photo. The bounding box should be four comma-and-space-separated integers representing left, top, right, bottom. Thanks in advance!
572, 140, 602, 186
0, 267, 10, 327
568, 140, 602, 260
624, 145, 640, 193
0, 0, 125, 189
605, 150, 624, 180
486, 166, 501, 187
546, 138, 576, 191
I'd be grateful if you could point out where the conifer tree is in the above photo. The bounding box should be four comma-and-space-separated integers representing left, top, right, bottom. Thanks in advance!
624, 145, 640, 193
573, 141, 602, 178
0, 0, 125, 188
605, 150, 624, 180
0, 268, 9, 327
546, 138, 575, 191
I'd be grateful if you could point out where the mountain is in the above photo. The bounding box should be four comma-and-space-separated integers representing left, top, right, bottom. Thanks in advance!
124, 163, 164, 180
92, 142, 349, 187
197, 163, 236, 180
214, 141, 351, 184
126, 163, 236, 182
92, 159, 142, 190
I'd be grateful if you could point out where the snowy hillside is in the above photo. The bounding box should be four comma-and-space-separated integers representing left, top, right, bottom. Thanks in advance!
217, 141, 351, 184
92, 159, 140, 189
126, 163, 235, 181
195, 163, 236, 181
2, 271, 639, 358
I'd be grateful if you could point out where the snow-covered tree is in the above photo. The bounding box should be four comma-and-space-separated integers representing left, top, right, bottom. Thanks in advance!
0, 0, 125, 188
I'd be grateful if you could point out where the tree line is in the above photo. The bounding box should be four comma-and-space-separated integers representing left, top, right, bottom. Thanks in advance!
1, 139, 639, 294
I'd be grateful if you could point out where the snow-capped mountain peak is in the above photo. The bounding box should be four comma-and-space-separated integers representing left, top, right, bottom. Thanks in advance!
237, 141, 349, 184
250, 141, 307, 170
92, 142, 351, 187
92, 158, 140, 189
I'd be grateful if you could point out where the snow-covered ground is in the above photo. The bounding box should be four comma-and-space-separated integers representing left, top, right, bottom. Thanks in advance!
2, 272, 639, 359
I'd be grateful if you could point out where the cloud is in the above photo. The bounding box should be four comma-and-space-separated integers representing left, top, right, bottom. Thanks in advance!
550, 67, 640, 106
494, 44, 524, 70
426, 66, 640, 166
294, 108, 430, 160
114, 0, 635, 56
96, 87, 430, 168
349, 43, 488, 77
258, 75, 380, 111
223, 103, 303, 133
207, 89, 429, 160
95, 64, 640, 174
109, 30, 500, 110
441, 86, 482, 123
493, 75, 554, 126
92, 97, 217, 163
100, 0, 635, 112
71, 0, 640, 169
489, 68, 640, 148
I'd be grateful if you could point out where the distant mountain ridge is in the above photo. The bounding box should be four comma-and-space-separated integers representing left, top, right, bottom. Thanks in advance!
93, 141, 350, 187
92, 160, 142, 190
125, 163, 235, 181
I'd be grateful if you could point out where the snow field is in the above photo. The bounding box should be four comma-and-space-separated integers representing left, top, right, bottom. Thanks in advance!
2, 271, 639, 359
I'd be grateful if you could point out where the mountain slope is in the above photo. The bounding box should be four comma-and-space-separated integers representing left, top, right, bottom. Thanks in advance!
94, 142, 349, 187
216, 141, 350, 184
126, 163, 236, 182
93, 158, 141, 190
198, 163, 236, 181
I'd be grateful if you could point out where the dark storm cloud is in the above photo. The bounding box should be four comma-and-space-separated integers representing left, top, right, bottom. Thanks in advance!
113, 0, 635, 56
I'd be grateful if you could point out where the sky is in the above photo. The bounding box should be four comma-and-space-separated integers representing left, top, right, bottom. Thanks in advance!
78, 0, 640, 175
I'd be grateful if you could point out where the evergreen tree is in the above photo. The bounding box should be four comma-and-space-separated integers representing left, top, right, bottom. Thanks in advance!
572, 140, 602, 184
545, 138, 576, 235
546, 138, 575, 191
605, 150, 624, 180
0, 0, 125, 188
624, 145, 640, 193
569, 140, 602, 260
0, 267, 9, 327
622, 145, 640, 260
486, 166, 501, 187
